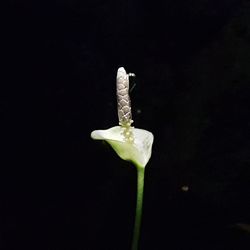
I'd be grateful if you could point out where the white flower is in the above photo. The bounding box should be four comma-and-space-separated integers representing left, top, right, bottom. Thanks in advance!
91, 67, 154, 169
91, 126, 154, 169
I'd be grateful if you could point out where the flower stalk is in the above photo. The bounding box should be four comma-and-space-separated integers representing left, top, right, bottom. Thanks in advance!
132, 166, 145, 250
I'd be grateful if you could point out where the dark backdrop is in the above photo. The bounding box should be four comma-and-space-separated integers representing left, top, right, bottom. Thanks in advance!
1, 0, 250, 249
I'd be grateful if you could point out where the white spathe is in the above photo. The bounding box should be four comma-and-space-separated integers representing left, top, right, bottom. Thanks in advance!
91, 126, 154, 168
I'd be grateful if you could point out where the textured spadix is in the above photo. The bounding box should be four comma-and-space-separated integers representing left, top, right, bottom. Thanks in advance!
117, 67, 133, 127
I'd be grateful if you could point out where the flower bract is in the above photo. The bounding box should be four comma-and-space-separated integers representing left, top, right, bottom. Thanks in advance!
91, 126, 153, 169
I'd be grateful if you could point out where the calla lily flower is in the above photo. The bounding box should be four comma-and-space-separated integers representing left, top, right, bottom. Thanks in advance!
90, 67, 154, 250
91, 125, 153, 169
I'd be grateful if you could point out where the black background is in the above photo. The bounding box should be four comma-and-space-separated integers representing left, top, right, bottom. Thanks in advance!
1, 0, 250, 249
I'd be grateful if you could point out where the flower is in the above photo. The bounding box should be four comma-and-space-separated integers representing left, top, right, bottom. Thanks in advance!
91, 126, 153, 169
91, 67, 154, 169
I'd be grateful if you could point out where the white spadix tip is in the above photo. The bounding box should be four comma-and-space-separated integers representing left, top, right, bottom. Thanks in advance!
117, 67, 126, 73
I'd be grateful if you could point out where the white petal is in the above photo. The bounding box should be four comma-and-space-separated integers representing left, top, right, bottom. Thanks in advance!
91, 126, 124, 141
91, 126, 154, 168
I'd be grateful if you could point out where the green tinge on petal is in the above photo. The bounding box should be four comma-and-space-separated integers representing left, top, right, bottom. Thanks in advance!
91, 126, 154, 168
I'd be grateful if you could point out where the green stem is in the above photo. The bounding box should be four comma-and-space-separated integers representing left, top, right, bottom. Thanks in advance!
132, 167, 145, 250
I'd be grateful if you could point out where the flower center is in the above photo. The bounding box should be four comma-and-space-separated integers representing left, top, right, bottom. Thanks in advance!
121, 123, 134, 143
